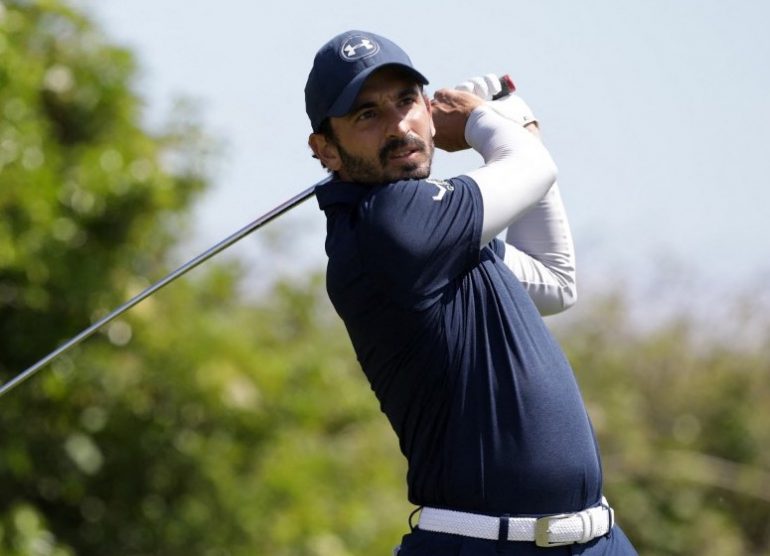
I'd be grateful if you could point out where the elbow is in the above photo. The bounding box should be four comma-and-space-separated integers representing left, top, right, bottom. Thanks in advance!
555, 265, 578, 312
541, 248, 577, 315
541, 153, 558, 191
538, 288, 576, 316
539, 270, 577, 316
538, 287, 576, 316
559, 280, 578, 312
528, 134, 558, 189
518, 136, 559, 195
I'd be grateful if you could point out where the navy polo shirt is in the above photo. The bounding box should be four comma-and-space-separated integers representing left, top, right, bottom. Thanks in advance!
316, 175, 602, 515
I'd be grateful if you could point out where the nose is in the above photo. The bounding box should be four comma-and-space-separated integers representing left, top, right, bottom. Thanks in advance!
383, 104, 410, 139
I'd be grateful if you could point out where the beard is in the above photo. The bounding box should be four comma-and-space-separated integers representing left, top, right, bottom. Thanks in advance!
336, 134, 434, 184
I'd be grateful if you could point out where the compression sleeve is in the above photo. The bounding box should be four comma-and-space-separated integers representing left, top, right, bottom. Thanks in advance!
503, 183, 577, 315
464, 105, 557, 246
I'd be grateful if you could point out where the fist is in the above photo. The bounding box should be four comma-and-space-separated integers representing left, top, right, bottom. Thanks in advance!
456, 73, 538, 128
455, 73, 504, 100
430, 88, 484, 152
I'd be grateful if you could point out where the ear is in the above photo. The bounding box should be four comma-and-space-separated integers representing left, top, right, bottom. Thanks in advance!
424, 93, 436, 138
308, 133, 343, 172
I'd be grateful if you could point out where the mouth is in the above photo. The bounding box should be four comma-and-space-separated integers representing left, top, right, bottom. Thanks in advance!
380, 135, 431, 175
389, 147, 421, 161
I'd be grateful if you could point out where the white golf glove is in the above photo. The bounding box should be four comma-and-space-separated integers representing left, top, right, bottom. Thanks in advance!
456, 73, 537, 127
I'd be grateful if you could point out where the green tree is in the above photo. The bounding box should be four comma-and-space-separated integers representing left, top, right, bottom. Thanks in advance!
558, 291, 770, 555
1, 2, 410, 554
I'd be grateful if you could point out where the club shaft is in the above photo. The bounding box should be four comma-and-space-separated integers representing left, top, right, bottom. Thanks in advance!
0, 179, 326, 398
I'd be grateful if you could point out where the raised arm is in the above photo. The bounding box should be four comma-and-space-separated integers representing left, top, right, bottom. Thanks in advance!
432, 80, 576, 315
431, 89, 557, 244
493, 94, 577, 314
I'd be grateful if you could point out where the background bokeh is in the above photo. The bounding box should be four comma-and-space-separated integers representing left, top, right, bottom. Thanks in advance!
2, 1, 769, 554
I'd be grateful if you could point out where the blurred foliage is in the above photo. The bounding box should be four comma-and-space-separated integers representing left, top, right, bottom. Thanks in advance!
2, 1, 770, 555
557, 292, 770, 555
0, 2, 407, 554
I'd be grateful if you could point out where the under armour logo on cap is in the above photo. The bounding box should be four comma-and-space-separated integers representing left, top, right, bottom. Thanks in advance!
341, 36, 380, 60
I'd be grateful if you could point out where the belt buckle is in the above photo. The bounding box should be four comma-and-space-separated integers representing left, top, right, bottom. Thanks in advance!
534, 512, 574, 548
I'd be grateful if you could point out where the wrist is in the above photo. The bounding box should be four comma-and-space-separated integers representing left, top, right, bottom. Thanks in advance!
465, 104, 525, 155
464, 105, 496, 149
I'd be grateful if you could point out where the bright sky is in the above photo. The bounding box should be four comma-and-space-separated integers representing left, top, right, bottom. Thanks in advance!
80, 0, 770, 320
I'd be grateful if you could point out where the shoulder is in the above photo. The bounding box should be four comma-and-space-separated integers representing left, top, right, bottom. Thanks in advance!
362, 176, 479, 224
355, 176, 482, 265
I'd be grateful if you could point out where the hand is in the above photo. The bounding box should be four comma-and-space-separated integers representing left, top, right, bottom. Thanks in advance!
430, 88, 484, 152
455, 73, 504, 99
456, 73, 538, 128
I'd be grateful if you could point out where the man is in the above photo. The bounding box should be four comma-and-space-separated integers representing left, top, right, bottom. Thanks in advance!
305, 30, 637, 555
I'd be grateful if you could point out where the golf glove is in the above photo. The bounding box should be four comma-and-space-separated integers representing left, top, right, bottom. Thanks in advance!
456, 73, 537, 127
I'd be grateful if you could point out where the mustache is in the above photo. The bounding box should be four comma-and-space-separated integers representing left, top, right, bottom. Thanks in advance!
378, 134, 428, 166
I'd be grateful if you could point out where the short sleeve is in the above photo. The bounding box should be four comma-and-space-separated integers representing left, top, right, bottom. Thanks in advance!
358, 175, 483, 309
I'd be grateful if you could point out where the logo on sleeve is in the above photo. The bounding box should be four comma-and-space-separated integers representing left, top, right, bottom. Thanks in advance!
427, 179, 454, 201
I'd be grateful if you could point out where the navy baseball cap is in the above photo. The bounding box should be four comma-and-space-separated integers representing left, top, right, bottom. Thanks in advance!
305, 30, 429, 132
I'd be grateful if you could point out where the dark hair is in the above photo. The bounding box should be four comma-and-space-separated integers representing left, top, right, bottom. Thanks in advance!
317, 118, 337, 143
311, 119, 338, 170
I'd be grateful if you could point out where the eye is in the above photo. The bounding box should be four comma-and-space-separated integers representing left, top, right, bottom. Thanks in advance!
355, 109, 376, 122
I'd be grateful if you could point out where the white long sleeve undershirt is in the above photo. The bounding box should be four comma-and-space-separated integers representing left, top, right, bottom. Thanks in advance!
502, 183, 577, 315
464, 106, 576, 315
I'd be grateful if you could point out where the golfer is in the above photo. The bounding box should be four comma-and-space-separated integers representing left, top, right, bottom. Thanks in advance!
305, 30, 637, 555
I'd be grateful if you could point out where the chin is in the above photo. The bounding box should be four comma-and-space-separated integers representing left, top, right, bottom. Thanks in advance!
409, 167, 431, 180
391, 160, 431, 181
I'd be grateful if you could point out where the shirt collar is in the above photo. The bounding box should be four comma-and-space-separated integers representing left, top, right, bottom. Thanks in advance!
315, 178, 379, 210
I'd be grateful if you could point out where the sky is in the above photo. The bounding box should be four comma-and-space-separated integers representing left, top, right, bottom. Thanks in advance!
78, 0, 770, 323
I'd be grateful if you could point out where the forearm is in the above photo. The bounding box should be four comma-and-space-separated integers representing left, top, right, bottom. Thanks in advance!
503, 182, 577, 314
464, 105, 558, 246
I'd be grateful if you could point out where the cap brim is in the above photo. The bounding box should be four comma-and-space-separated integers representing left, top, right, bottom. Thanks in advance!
326, 63, 429, 119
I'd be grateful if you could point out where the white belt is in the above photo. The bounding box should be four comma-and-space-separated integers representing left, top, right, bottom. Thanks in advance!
417, 498, 614, 548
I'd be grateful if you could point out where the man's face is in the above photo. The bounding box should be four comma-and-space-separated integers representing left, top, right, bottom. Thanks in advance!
316, 67, 435, 184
